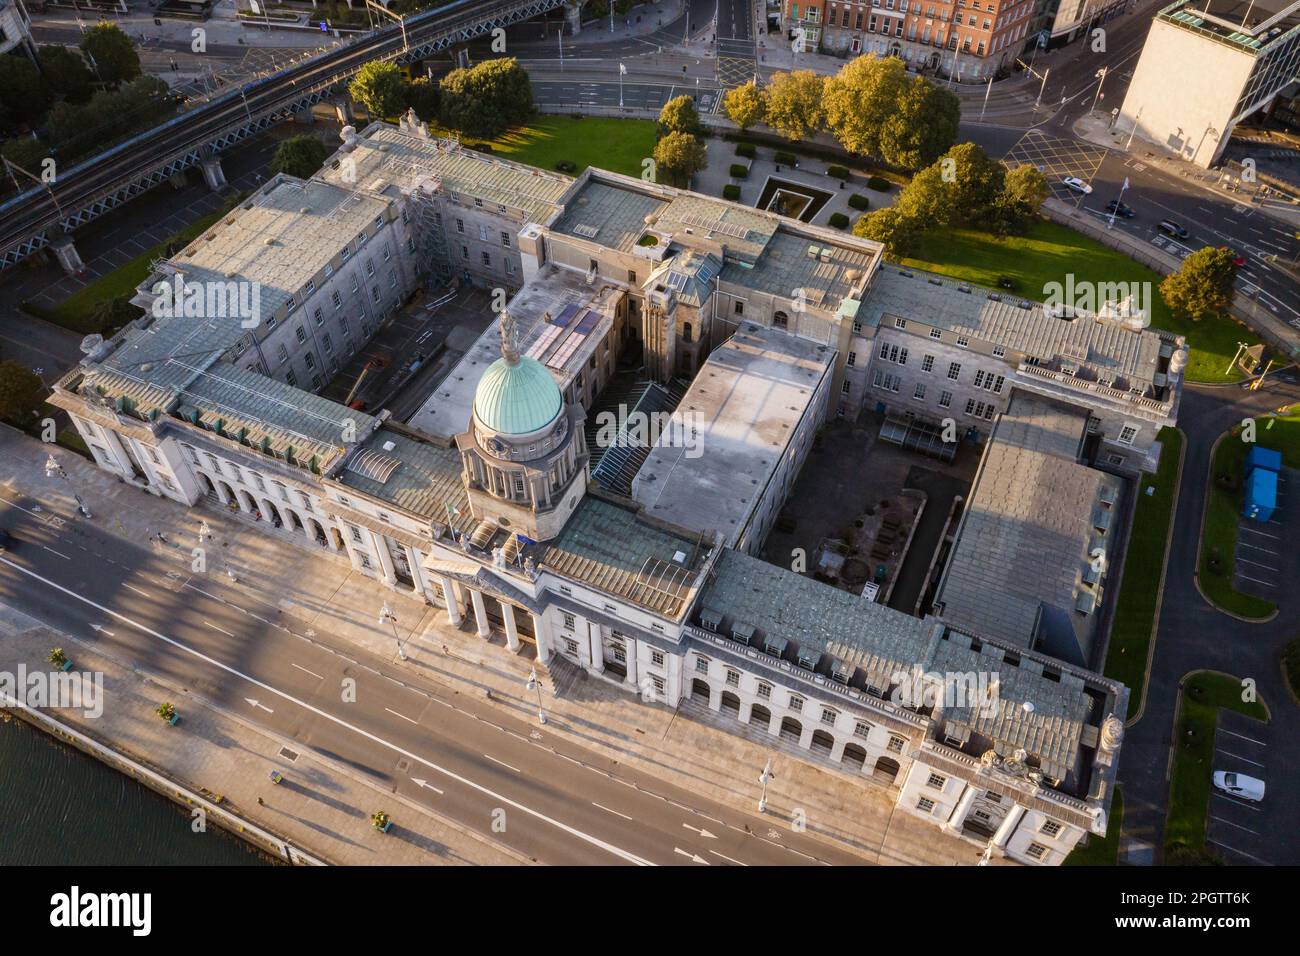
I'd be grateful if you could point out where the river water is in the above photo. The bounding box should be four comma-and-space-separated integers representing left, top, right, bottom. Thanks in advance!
0, 716, 267, 866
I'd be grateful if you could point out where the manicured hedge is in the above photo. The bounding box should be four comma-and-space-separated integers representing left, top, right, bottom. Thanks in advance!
722, 184, 741, 201
729, 163, 749, 178
867, 175, 891, 191
827, 164, 850, 179
735, 142, 756, 159
828, 212, 850, 229
848, 193, 870, 210
774, 150, 797, 165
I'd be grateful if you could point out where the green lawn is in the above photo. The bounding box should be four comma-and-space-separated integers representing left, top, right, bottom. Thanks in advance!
1197, 410, 1300, 619
1064, 787, 1123, 866
900, 220, 1260, 384
1165, 671, 1267, 860
30, 209, 229, 335
432, 116, 657, 180
1105, 427, 1182, 718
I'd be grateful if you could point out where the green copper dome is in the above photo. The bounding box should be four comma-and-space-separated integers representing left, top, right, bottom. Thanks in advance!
473, 355, 563, 436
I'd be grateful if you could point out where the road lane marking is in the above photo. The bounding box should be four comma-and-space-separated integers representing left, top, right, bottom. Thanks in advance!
710, 850, 747, 866
123, 584, 151, 597
43, 546, 70, 559
1219, 728, 1266, 745
593, 802, 634, 821
292, 663, 324, 680
1215, 748, 1264, 767
385, 707, 418, 724
483, 754, 521, 773
204, 620, 234, 636
0, 556, 655, 866
1209, 815, 1260, 835
674, 847, 709, 864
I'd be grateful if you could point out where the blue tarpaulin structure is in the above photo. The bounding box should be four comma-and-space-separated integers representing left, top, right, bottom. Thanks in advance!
1242, 468, 1277, 522
1245, 447, 1282, 474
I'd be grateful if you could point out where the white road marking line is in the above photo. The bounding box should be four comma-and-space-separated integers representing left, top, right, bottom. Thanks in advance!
1237, 541, 1279, 554
204, 620, 234, 636
709, 850, 747, 866
42, 546, 70, 559
292, 663, 324, 680
483, 754, 521, 773
1209, 815, 1260, 835
0, 556, 655, 866
1233, 572, 1275, 587
1206, 837, 1272, 864
1218, 727, 1266, 745
1239, 526, 1280, 539
123, 584, 151, 597
384, 707, 417, 723
1236, 557, 1280, 572
1215, 748, 1265, 767
593, 802, 634, 821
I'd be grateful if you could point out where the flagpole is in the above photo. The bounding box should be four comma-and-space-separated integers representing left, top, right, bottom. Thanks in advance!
1107, 177, 1129, 230
619, 62, 625, 110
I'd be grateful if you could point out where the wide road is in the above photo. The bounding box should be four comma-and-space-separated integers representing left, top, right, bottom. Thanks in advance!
0, 492, 867, 866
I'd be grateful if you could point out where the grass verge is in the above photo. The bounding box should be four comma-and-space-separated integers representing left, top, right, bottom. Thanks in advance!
1104, 427, 1182, 718
1196, 411, 1300, 619
1064, 787, 1123, 866
1165, 671, 1267, 861
899, 219, 1260, 384
427, 116, 657, 179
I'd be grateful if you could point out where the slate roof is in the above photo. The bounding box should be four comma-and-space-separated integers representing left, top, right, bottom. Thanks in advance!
337, 426, 470, 527
551, 179, 670, 253
934, 392, 1121, 666
536, 495, 709, 619
719, 227, 876, 313
860, 266, 1166, 387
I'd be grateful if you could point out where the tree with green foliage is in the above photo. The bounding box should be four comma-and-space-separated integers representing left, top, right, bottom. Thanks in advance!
878, 74, 960, 169
39, 45, 95, 104
822, 55, 958, 169
652, 131, 707, 188
81, 22, 141, 88
271, 135, 329, 179
992, 164, 1049, 236
0, 360, 44, 427
404, 77, 440, 123
439, 57, 533, 139
721, 81, 766, 132
46, 75, 174, 162
940, 141, 1005, 226
1, 136, 51, 180
1159, 246, 1239, 322
853, 206, 922, 259
891, 164, 951, 226
763, 70, 824, 141
350, 61, 407, 120
0, 54, 51, 127
658, 94, 701, 137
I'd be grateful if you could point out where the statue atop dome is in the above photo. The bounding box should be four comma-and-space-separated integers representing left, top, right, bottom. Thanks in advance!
499, 309, 520, 366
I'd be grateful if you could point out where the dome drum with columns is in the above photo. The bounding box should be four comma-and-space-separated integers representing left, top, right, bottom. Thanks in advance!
455, 310, 590, 543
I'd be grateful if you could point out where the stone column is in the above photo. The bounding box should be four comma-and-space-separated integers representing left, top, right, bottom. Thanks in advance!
404, 545, 425, 595
766, 712, 782, 737
532, 611, 551, 664
200, 157, 227, 191
798, 724, 815, 750
439, 575, 463, 626
624, 636, 638, 689
564, 0, 581, 36
587, 621, 604, 673
50, 237, 85, 276
830, 737, 848, 763
371, 532, 398, 586
992, 804, 1028, 851
469, 588, 491, 638
501, 602, 521, 652
945, 785, 978, 833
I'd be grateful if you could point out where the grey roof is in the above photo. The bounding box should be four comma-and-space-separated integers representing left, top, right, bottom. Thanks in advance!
537, 495, 708, 619
700, 549, 1093, 781
631, 323, 835, 548
655, 193, 777, 262
646, 249, 722, 308
551, 179, 670, 253
337, 426, 470, 527
316, 122, 572, 224
860, 266, 1166, 387
719, 227, 876, 313
934, 392, 1121, 666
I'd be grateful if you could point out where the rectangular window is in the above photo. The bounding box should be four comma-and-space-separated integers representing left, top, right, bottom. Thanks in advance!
562, 612, 576, 630
974, 370, 985, 389
992, 345, 1006, 358
789, 696, 804, 713
913, 383, 926, 400
965, 399, 977, 416
854, 721, 871, 738
456, 218, 464, 233
917, 797, 936, 813
956, 335, 970, 348
757, 682, 772, 699
1040, 820, 1062, 837
847, 351, 857, 367
1118, 424, 1139, 445
696, 658, 709, 674
921, 354, 935, 372
1026, 843, 1047, 860
939, 390, 952, 408
501, 231, 511, 247
888, 735, 905, 753
894, 317, 907, 329
313, 307, 324, 326
842, 381, 852, 395
926, 772, 946, 789
820, 708, 837, 725
481, 251, 491, 266
991, 374, 1005, 393
295, 325, 307, 344
734, 300, 744, 315
331, 290, 342, 310
651, 649, 665, 667
929, 327, 943, 340
725, 669, 740, 687
947, 362, 961, 380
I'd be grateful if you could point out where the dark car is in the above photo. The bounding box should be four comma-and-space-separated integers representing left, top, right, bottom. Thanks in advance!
1158, 219, 1190, 239
1106, 200, 1135, 218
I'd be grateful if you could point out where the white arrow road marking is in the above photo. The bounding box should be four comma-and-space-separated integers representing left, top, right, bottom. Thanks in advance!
674, 847, 710, 864
89, 623, 116, 637
244, 698, 274, 713
0, 557, 653, 866
411, 777, 444, 795
682, 823, 718, 839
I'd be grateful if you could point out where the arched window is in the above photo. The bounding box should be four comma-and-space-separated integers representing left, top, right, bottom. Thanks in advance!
682, 322, 693, 344
773, 311, 789, 330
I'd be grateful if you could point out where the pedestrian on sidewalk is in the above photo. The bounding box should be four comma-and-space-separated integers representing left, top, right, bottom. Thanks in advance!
257, 797, 264, 806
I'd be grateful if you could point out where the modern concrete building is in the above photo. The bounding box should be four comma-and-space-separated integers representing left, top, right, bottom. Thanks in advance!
0, 0, 36, 62
1119, 0, 1300, 167
47, 116, 1159, 864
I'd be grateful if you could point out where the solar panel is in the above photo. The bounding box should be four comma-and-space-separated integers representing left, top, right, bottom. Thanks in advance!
550, 303, 580, 327
574, 310, 601, 334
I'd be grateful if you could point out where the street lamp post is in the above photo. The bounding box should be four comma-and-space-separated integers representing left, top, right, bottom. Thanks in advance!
757, 757, 774, 812
378, 601, 407, 661
1035, 66, 1050, 109
980, 75, 993, 121
1125, 104, 1144, 151
1225, 341, 1249, 376
526, 667, 547, 725
1090, 67, 1108, 114
44, 453, 91, 518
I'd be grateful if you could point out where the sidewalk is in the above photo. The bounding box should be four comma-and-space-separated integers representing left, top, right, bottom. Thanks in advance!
569, 0, 686, 47
0, 601, 521, 865
1, 426, 1001, 865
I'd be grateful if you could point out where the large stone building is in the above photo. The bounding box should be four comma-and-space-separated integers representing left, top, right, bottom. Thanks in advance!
48, 115, 1170, 865
1119, 0, 1300, 167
